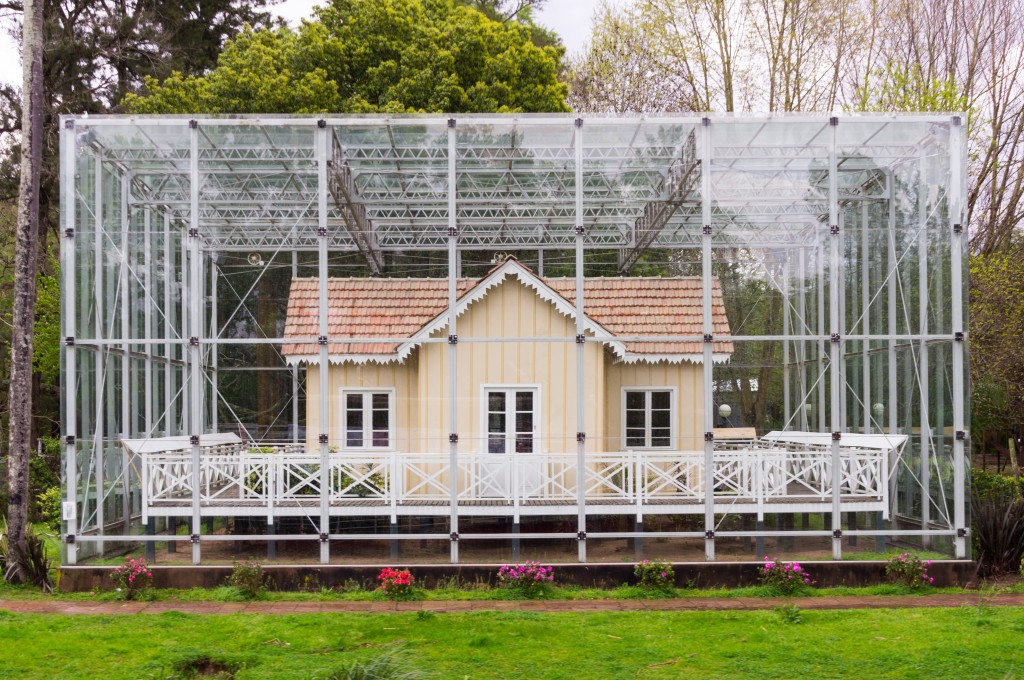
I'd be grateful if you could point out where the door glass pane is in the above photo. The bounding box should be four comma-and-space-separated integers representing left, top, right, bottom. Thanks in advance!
489, 392, 505, 412
372, 393, 388, 410
651, 429, 671, 447
488, 434, 506, 454
515, 391, 533, 411
626, 430, 645, 448
651, 391, 670, 409
488, 412, 506, 433
516, 434, 533, 453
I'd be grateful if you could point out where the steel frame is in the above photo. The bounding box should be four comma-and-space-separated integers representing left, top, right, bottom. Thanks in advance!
60, 113, 969, 565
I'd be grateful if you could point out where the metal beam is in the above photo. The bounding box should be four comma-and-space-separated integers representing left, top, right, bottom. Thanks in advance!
327, 128, 384, 275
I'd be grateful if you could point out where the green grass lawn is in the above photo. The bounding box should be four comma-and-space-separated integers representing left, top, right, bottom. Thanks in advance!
1, 607, 1023, 679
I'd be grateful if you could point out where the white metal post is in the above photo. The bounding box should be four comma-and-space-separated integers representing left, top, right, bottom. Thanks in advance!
164, 212, 174, 436
120, 176, 131, 533
887, 172, 898, 519
828, 116, 842, 559
93, 156, 105, 554
861, 201, 871, 434
144, 208, 154, 435
210, 259, 218, 433
918, 149, 931, 545
62, 120, 79, 564
700, 118, 715, 561
783, 258, 791, 429
447, 118, 460, 563
292, 251, 299, 444
188, 120, 203, 564
574, 117, 587, 563
798, 249, 808, 430
949, 116, 967, 558
317, 121, 331, 564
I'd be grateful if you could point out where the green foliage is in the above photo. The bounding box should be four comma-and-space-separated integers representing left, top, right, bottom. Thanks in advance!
35, 487, 61, 532
0, 520, 53, 591
126, 0, 569, 115
774, 604, 803, 624
633, 559, 675, 591
972, 469, 1024, 502
972, 491, 1024, 576
853, 63, 970, 114
969, 243, 1024, 442
323, 647, 424, 680
228, 560, 269, 599
32, 258, 60, 385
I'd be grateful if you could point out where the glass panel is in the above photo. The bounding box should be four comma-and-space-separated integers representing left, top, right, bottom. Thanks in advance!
488, 434, 506, 454
651, 391, 670, 409
651, 409, 670, 429
515, 391, 533, 411
488, 412, 506, 433
626, 431, 645, 448
372, 393, 388, 409
515, 434, 533, 453
626, 409, 645, 429
372, 405, 389, 429
347, 394, 362, 410
488, 392, 505, 412
626, 391, 645, 410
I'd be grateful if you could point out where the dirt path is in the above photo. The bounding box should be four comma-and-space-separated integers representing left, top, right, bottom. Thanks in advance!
2, 593, 1021, 615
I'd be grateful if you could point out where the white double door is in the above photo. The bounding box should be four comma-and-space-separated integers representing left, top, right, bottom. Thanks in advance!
479, 387, 538, 498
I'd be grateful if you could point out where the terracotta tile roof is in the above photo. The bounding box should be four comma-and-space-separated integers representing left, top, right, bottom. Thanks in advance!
282, 260, 732, 361
545, 277, 732, 355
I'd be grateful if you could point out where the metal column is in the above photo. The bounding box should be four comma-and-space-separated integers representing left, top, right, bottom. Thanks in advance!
828, 116, 842, 560
918, 149, 931, 544
447, 118, 460, 564
143, 208, 154, 435
887, 172, 898, 519
62, 120, 79, 564
949, 117, 967, 558
574, 117, 587, 563
316, 121, 331, 565
93, 156, 105, 554
700, 117, 715, 561
188, 120, 203, 564
120, 176, 131, 533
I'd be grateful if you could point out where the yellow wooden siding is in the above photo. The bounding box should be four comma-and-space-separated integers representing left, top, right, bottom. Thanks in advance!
306, 358, 418, 451
604, 361, 704, 451
417, 277, 604, 454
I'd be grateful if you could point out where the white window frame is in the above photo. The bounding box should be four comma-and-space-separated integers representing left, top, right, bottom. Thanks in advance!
621, 387, 676, 450
338, 388, 396, 451
480, 384, 541, 454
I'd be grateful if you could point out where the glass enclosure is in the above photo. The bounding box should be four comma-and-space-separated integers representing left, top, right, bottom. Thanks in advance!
59, 114, 969, 565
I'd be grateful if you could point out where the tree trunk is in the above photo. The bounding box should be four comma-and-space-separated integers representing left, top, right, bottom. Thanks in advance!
6, 0, 45, 581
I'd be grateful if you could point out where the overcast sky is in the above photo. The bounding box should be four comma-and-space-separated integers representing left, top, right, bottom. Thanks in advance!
0, 0, 598, 93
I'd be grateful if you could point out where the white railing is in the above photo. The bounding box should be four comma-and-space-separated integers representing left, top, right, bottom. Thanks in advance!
142, 447, 886, 511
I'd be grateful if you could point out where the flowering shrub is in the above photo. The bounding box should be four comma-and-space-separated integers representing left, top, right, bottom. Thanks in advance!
228, 560, 268, 599
634, 559, 675, 591
496, 562, 554, 597
109, 556, 152, 600
885, 553, 934, 589
377, 567, 415, 600
758, 557, 815, 595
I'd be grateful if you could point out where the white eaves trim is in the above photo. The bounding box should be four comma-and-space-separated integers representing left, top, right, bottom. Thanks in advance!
394, 259, 627, 361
